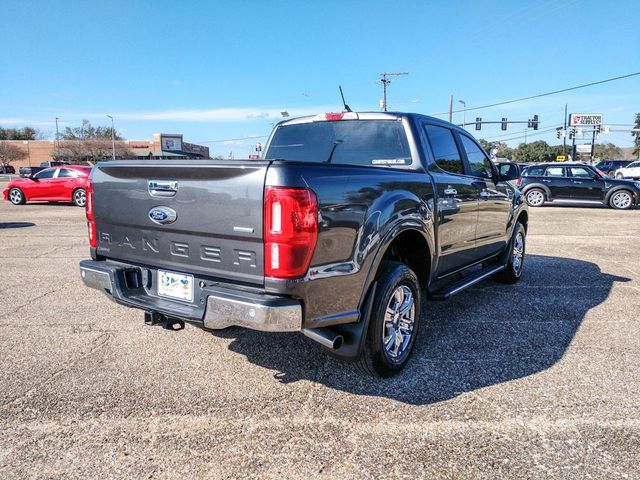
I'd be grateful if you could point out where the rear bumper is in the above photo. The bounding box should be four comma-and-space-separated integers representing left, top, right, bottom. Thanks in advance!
79, 260, 302, 332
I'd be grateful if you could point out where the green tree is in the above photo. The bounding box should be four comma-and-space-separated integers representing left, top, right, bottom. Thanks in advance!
633, 113, 640, 158
0, 126, 41, 140
592, 142, 622, 161
60, 119, 123, 141
511, 140, 555, 163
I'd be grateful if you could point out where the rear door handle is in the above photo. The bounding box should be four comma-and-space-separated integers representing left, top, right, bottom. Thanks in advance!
541, 179, 551, 182
443, 188, 457, 195
572, 181, 583, 184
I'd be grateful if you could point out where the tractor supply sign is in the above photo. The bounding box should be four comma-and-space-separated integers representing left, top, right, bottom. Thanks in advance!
570, 113, 603, 127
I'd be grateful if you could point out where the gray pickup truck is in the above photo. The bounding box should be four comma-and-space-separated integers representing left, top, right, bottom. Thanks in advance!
80, 111, 527, 377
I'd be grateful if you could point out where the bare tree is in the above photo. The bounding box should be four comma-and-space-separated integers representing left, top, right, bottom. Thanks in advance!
0, 142, 27, 166
53, 139, 135, 164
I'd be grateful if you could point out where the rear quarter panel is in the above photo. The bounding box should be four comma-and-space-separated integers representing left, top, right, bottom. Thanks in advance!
265, 162, 435, 328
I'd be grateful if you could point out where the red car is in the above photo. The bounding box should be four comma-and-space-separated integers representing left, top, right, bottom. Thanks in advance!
3, 166, 92, 207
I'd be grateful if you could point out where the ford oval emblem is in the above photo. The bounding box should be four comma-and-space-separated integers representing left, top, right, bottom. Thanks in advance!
148, 206, 177, 225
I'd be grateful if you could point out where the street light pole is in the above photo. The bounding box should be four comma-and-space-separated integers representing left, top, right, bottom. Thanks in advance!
55, 117, 60, 148
106, 115, 115, 161
458, 100, 466, 127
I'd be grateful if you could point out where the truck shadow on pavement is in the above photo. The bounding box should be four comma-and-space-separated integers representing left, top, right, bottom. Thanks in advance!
0, 222, 35, 229
214, 254, 630, 405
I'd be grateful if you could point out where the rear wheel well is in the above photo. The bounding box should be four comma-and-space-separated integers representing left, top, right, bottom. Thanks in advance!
380, 230, 430, 290
516, 210, 528, 232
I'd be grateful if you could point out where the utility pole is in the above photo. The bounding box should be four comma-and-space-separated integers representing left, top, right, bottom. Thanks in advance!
458, 99, 466, 127
55, 117, 60, 148
106, 115, 115, 161
563, 104, 567, 156
379, 72, 408, 111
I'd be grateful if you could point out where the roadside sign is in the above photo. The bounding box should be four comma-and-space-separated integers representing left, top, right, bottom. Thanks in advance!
576, 144, 592, 153
569, 113, 603, 127
556, 155, 566, 162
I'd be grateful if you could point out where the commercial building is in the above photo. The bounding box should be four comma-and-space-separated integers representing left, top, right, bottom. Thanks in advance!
1, 133, 210, 169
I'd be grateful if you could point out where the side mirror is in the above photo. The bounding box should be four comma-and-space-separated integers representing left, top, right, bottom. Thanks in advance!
498, 163, 520, 182
593, 174, 601, 181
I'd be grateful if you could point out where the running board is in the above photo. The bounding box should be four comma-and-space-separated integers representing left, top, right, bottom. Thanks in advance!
428, 264, 505, 301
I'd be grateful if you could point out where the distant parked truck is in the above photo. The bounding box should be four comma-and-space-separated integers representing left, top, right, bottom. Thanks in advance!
79, 111, 528, 377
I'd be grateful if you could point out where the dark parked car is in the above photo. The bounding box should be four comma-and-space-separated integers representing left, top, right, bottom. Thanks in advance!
595, 160, 632, 177
79, 111, 528, 377
517, 162, 640, 209
19, 166, 45, 177
0, 164, 16, 174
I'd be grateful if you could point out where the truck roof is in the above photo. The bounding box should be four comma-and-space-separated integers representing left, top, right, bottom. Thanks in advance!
277, 111, 455, 129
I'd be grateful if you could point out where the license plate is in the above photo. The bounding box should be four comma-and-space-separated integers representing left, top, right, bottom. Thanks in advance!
157, 270, 194, 302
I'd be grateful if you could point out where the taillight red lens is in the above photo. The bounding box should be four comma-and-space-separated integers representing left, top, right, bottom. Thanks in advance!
264, 187, 318, 279
85, 180, 96, 248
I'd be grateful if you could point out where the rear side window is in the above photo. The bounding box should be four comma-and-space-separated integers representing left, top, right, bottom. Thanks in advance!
265, 120, 411, 167
569, 166, 593, 178
58, 168, 77, 178
545, 167, 565, 177
524, 166, 545, 176
424, 125, 464, 175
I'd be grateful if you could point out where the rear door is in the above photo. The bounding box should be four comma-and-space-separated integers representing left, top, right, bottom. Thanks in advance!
422, 123, 479, 275
458, 133, 511, 259
91, 160, 268, 286
543, 166, 571, 199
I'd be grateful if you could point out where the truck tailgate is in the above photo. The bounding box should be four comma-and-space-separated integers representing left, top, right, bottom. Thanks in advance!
91, 160, 267, 286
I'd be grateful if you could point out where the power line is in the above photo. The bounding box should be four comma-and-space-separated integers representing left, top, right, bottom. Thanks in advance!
430, 71, 640, 116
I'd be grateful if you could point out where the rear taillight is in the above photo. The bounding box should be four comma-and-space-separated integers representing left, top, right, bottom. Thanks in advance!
85, 180, 96, 248
264, 187, 318, 279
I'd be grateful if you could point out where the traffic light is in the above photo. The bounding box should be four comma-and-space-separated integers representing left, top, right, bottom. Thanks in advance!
568, 127, 574, 139
556, 127, 562, 139
595, 124, 601, 134
532, 114, 539, 130
501, 118, 507, 131
475, 117, 482, 131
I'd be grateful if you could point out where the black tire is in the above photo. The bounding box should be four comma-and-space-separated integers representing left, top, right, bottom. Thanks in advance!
608, 190, 633, 210
72, 188, 86, 207
494, 222, 526, 284
616, 173, 624, 179
524, 188, 545, 207
357, 261, 421, 378
8, 188, 26, 205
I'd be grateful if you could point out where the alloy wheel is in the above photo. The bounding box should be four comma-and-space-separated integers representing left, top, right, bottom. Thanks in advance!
611, 191, 632, 209
382, 285, 415, 360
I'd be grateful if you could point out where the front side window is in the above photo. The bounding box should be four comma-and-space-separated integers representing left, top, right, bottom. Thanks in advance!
545, 167, 565, 177
524, 166, 545, 177
460, 135, 493, 179
424, 124, 464, 175
34, 168, 56, 179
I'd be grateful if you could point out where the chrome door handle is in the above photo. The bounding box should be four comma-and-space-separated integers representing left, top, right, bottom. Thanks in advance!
572, 181, 583, 184
443, 188, 457, 195
541, 179, 551, 182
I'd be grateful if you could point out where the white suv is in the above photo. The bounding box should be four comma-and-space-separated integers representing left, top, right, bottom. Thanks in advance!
614, 161, 640, 180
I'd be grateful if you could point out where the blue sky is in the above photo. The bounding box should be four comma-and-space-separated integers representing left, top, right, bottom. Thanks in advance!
1, 0, 639, 156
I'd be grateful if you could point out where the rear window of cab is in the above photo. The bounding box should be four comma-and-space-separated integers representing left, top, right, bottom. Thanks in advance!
265, 120, 412, 167
523, 166, 546, 176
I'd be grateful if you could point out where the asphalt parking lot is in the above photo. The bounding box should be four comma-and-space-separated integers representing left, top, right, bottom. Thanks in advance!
0, 199, 639, 479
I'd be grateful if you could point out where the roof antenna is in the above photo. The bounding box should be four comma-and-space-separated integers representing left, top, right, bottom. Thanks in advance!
339, 85, 352, 112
